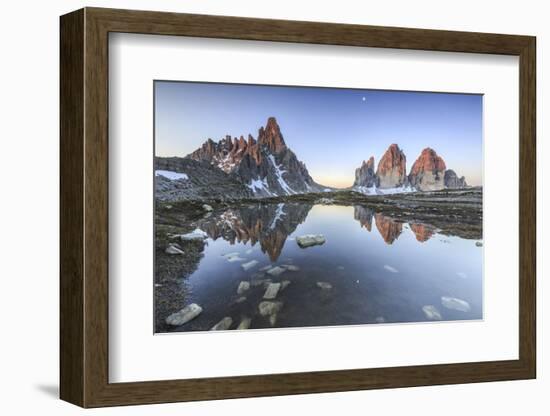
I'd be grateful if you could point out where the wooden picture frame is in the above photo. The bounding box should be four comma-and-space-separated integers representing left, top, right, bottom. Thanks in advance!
60, 7, 536, 408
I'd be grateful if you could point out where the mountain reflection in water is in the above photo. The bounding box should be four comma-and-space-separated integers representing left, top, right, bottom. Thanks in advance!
156, 203, 483, 332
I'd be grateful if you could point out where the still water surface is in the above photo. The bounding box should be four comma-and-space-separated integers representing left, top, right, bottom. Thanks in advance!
161, 203, 482, 332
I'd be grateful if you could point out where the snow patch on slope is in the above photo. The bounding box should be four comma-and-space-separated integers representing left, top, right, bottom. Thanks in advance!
247, 177, 273, 195
354, 185, 416, 195
268, 155, 296, 195
155, 170, 189, 181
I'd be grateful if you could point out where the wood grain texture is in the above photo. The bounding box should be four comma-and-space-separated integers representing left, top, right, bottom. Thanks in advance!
59, 7, 537, 408
59, 8, 84, 407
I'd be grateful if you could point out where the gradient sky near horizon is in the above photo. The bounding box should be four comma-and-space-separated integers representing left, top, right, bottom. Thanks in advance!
155, 81, 483, 188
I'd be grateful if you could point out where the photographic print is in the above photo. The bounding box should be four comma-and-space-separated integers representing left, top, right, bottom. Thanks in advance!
154, 81, 483, 333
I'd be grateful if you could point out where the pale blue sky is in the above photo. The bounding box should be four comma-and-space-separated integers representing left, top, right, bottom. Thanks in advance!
155, 81, 482, 187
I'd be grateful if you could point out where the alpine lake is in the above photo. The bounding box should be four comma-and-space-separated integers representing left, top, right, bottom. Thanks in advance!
154, 188, 483, 333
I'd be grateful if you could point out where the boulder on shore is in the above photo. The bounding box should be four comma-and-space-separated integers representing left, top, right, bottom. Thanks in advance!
263, 282, 281, 299
211, 317, 233, 331
165, 303, 203, 326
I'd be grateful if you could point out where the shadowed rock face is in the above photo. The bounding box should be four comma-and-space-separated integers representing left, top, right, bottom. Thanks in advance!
409, 223, 436, 242
444, 169, 468, 189
376, 144, 407, 189
186, 117, 322, 197
198, 203, 312, 261
374, 213, 403, 244
408, 148, 447, 191
353, 157, 376, 188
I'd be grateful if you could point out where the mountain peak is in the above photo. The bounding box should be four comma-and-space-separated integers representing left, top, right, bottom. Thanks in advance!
408, 147, 446, 191
258, 117, 286, 153
376, 144, 407, 189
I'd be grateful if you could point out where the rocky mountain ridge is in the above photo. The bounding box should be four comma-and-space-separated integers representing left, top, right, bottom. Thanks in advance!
187, 117, 322, 197
353, 144, 468, 193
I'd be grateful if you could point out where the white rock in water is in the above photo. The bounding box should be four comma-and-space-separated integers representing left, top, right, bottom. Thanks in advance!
263, 283, 281, 299
237, 317, 251, 330
383, 265, 399, 273
165, 303, 202, 326
269, 313, 278, 326
296, 234, 326, 248
237, 281, 250, 295
211, 317, 233, 330
456, 272, 467, 279
202, 204, 213, 212
280, 280, 291, 291
234, 296, 247, 304
266, 266, 286, 276
316, 282, 332, 290
226, 255, 246, 263
251, 278, 272, 288
259, 265, 273, 272
241, 260, 259, 271
165, 244, 184, 255
180, 229, 208, 241
422, 305, 442, 320
282, 264, 300, 271
258, 301, 283, 316
441, 296, 471, 312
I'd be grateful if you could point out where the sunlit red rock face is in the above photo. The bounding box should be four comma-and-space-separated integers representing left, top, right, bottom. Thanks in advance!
408, 148, 447, 191
258, 117, 287, 154
374, 213, 403, 244
409, 223, 436, 242
375, 144, 407, 189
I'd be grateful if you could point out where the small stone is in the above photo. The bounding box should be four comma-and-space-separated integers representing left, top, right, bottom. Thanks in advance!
316, 282, 332, 290
441, 296, 471, 312
475, 241, 483, 247
280, 280, 291, 291
383, 265, 399, 273
269, 313, 278, 326
165, 303, 202, 326
422, 305, 442, 320
165, 244, 184, 255
165, 205, 173, 210
235, 296, 247, 304
211, 317, 233, 330
283, 265, 300, 271
237, 317, 251, 330
263, 283, 281, 299
237, 281, 250, 295
296, 234, 326, 248
258, 301, 283, 316
180, 229, 208, 241
266, 266, 286, 276
251, 278, 272, 288
202, 204, 213, 212
241, 260, 259, 271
